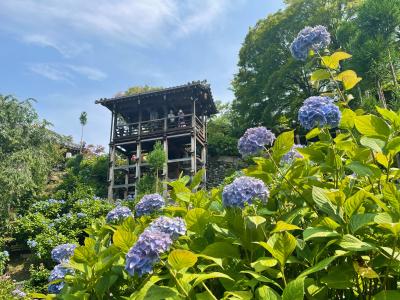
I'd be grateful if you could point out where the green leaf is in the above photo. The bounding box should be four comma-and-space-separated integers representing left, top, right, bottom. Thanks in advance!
310, 69, 330, 82
251, 257, 278, 272
376, 106, 400, 128
320, 264, 355, 289
282, 277, 305, 300
191, 272, 233, 288
382, 183, 400, 215
344, 190, 367, 217
241, 271, 282, 290
386, 137, 400, 155
338, 234, 376, 251
224, 291, 253, 300
335, 70, 362, 90
272, 130, 294, 160
73, 245, 95, 264
360, 137, 385, 152
247, 216, 266, 228
339, 109, 356, 129
168, 249, 197, 271
185, 208, 210, 233
354, 115, 390, 138
372, 291, 400, 300
298, 256, 338, 278
190, 169, 206, 190
346, 162, 374, 177
305, 128, 321, 140
321, 51, 352, 69
353, 262, 379, 279
257, 232, 297, 266
94, 274, 118, 298
312, 186, 344, 224
202, 242, 240, 258
349, 213, 377, 233
145, 286, 181, 300
271, 221, 301, 233
256, 286, 282, 300
303, 227, 340, 241
113, 229, 137, 252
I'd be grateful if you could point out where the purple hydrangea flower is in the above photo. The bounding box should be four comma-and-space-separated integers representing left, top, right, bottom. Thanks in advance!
76, 212, 86, 218
148, 216, 186, 240
290, 25, 331, 60
11, 289, 26, 298
125, 230, 173, 277
281, 144, 304, 164
48, 264, 73, 294
298, 96, 341, 130
106, 206, 133, 223
51, 244, 77, 263
222, 176, 269, 208
135, 194, 165, 217
238, 126, 276, 157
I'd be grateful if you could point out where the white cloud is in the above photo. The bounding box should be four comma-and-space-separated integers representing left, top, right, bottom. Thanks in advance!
0, 0, 236, 48
29, 63, 107, 82
23, 34, 91, 58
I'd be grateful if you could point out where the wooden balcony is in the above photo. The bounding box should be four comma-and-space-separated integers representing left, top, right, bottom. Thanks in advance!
113, 114, 205, 142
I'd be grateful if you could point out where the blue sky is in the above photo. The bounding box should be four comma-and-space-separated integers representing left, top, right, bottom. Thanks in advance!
0, 0, 284, 146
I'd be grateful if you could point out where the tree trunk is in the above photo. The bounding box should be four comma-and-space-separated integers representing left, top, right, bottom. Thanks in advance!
388, 49, 398, 89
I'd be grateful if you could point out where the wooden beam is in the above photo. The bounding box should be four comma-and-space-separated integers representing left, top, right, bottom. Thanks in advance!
108, 145, 116, 200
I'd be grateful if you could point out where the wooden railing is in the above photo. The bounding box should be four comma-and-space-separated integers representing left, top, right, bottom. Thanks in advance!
114, 114, 203, 139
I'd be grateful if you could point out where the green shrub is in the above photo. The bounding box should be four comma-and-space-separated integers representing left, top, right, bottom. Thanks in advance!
32, 27, 400, 299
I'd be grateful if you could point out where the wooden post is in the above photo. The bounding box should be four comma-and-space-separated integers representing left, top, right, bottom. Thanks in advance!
135, 142, 141, 198
191, 99, 197, 176
124, 155, 130, 199
163, 138, 168, 197
108, 144, 115, 200
108, 108, 117, 200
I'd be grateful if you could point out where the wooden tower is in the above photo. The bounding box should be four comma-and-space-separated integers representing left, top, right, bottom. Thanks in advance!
95, 81, 217, 199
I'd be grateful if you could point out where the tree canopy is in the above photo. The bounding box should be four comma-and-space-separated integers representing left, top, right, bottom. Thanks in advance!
232, 0, 400, 132
0, 95, 64, 220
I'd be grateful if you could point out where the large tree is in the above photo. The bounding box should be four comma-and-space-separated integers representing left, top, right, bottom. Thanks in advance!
232, 0, 400, 132
0, 95, 63, 221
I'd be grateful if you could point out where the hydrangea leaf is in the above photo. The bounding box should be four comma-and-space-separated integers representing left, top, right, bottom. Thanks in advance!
168, 249, 197, 271
298, 256, 338, 278
335, 70, 362, 90
257, 232, 297, 266
113, 229, 137, 252
338, 234, 376, 251
354, 115, 391, 138
360, 137, 385, 153
191, 272, 233, 288
272, 130, 294, 160
247, 216, 267, 228
372, 290, 400, 300
256, 286, 282, 300
321, 51, 352, 69
303, 227, 340, 241
185, 208, 210, 234
312, 187, 344, 224
241, 271, 282, 290
271, 221, 301, 233
282, 276, 305, 300
310, 69, 330, 82
202, 242, 240, 258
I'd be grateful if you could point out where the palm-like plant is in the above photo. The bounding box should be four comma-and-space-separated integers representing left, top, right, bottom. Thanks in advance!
79, 111, 87, 153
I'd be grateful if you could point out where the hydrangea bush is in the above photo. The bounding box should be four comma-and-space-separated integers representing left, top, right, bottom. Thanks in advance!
31, 27, 400, 299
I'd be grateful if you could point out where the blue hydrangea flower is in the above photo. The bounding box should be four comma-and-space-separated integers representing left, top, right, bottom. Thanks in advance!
290, 25, 331, 60
148, 216, 186, 240
27, 240, 38, 248
48, 264, 73, 294
222, 176, 269, 208
125, 229, 172, 277
2, 250, 9, 257
76, 212, 86, 218
51, 244, 77, 263
106, 206, 132, 223
135, 194, 165, 217
238, 127, 276, 157
298, 96, 341, 130
12, 289, 26, 298
281, 144, 304, 165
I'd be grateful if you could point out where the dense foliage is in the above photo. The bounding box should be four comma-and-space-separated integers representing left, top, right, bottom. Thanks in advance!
232, 0, 400, 132
25, 28, 400, 299
0, 95, 64, 223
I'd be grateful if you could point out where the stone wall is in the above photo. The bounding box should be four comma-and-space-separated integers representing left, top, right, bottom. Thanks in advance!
206, 156, 246, 187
